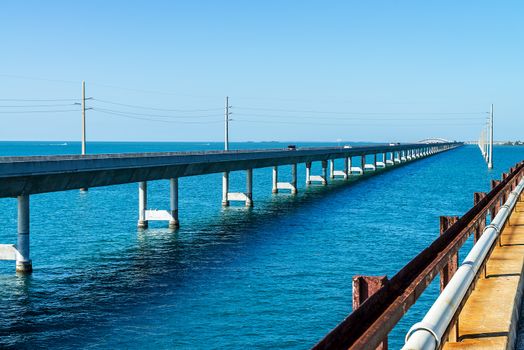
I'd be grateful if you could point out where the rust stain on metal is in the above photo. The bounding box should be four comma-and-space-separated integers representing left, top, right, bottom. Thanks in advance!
440, 216, 459, 291
312, 161, 524, 350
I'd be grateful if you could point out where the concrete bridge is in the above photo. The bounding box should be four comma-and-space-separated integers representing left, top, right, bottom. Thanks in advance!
0, 142, 460, 273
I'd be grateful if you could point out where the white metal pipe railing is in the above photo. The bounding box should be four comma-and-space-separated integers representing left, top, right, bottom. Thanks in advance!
402, 176, 524, 350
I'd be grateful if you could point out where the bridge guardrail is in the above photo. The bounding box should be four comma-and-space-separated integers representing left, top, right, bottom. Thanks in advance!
403, 168, 524, 349
313, 160, 524, 350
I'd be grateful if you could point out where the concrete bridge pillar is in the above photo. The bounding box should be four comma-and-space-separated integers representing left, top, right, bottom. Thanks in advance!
246, 169, 253, 207
274, 164, 298, 193
169, 178, 180, 229
344, 157, 349, 178
308, 161, 328, 184
321, 160, 328, 185
291, 164, 298, 194
329, 159, 335, 179
272, 166, 278, 193
222, 172, 230, 207
361, 155, 365, 172
138, 181, 148, 229
222, 170, 253, 207
16, 195, 32, 273
306, 162, 311, 185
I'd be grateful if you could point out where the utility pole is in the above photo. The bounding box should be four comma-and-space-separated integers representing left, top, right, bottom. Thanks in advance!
80, 81, 88, 192
222, 96, 231, 206
82, 80, 86, 156
488, 104, 493, 169
224, 96, 230, 151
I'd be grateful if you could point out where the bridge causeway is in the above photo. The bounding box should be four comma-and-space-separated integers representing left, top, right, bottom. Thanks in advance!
0, 142, 460, 273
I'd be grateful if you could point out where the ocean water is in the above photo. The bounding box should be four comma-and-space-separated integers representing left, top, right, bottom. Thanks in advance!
0, 142, 523, 349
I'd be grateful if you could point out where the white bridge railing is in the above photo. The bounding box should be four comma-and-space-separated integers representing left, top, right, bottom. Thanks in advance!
403, 175, 524, 349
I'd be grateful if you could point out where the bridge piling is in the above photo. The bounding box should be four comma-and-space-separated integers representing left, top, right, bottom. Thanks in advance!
274, 164, 298, 194
16, 195, 32, 273
291, 164, 297, 194
272, 166, 278, 193
138, 181, 148, 229
306, 162, 311, 185
222, 172, 230, 206
307, 161, 328, 185
169, 178, 180, 229
321, 160, 327, 184
246, 169, 253, 207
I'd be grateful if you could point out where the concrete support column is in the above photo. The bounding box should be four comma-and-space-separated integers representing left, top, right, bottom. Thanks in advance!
222, 172, 230, 206
291, 164, 298, 194
272, 166, 278, 194
329, 159, 335, 179
306, 162, 311, 185
344, 157, 349, 179
373, 153, 377, 167
169, 178, 180, 229
361, 155, 365, 171
138, 181, 148, 229
246, 169, 253, 207
347, 157, 352, 175
321, 160, 328, 185
16, 195, 32, 273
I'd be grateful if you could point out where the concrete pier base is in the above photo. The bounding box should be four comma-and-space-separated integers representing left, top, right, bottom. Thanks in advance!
169, 178, 180, 228
222, 172, 230, 207
306, 162, 312, 185
137, 181, 148, 229
245, 169, 253, 207
16, 195, 32, 273
272, 166, 278, 193
321, 160, 328, 185
223, 170, 253, 206
275, 164, 297, 194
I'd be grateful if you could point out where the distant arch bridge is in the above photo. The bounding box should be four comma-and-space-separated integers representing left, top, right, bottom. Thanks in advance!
418, 137, 452, 144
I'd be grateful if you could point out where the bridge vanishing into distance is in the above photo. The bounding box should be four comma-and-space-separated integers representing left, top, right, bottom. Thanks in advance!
0, 141, 460, 273
8, 138, 524, 350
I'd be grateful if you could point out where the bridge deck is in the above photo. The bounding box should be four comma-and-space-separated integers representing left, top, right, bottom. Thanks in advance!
443, 198, 524, 349
0, 143, 458, 198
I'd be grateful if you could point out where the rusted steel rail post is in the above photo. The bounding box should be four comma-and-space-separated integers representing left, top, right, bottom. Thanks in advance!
439, 216, 459, 291
439, 216, 459, 342
312, 161, 524, 350
473, 192, 487, 243
352, 276, 389, 350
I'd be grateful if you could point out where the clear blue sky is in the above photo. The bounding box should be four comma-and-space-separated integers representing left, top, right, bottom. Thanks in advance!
0, 1, 522, 142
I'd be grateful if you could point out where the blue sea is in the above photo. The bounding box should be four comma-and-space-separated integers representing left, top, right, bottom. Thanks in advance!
0, 142, 523, 349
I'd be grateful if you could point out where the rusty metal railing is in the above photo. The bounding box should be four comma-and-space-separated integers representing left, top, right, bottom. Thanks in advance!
313, 161, 524, 350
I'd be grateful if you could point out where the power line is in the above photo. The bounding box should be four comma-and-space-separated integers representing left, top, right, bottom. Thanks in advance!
91, 108, 223, 124
92, 98, 222, 112
234, 106, 488, 115
0, 109, 79, 114
0, 103, 78, 108
234, 119, 480, 127
0, 98, 78, 102
91, 107, 221, 119
231, 113, 485, 121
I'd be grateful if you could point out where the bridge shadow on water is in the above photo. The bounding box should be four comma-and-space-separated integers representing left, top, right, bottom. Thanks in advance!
0, 157, 436, 349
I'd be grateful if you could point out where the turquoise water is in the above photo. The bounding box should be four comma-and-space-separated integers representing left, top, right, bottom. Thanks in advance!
0, 142, 523, 349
